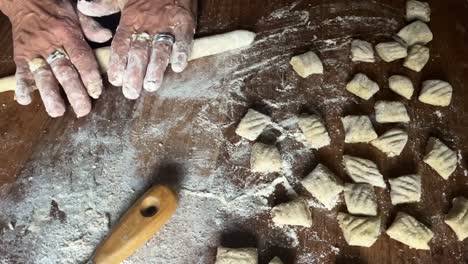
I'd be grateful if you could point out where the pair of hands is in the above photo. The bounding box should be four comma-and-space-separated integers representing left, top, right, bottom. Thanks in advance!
0, 0, 196, 117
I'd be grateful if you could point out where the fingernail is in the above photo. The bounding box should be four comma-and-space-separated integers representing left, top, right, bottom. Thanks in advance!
122, 86, 140, 100
143, 80, 162, 92
15, 94, 32, 105
171, 53, 188, 73
47, 106, 66, 118
87, 81, 103, 99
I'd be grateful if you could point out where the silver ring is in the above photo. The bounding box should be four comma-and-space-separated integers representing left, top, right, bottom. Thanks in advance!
46, 49, 68, 64
153, 33, 175, 45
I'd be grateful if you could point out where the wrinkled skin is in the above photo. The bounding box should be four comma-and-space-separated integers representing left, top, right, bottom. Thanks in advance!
78, 0, 197, 99
0, 0, 112, 117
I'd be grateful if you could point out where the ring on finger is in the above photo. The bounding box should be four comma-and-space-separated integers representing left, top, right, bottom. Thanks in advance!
46, 49, 69, 65
153, 33, 175, 46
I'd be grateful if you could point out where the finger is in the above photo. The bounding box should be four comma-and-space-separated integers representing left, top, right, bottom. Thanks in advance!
170, 14, 195, 73
14, 60, 35, 105
122, 33, 151, 99
108, 28, 131, 87
28, 58, 66, 118
77, 0, 121, 17
64, 36, 104, 99
78, 11, 112, 43
143, 37, 173, 92
49, 54, 92, 118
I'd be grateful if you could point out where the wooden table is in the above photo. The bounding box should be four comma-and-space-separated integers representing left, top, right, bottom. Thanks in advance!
0, 0, 467, 263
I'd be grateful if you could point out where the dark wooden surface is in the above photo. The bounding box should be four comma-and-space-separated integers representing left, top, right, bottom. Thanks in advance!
1, 0, 468, 263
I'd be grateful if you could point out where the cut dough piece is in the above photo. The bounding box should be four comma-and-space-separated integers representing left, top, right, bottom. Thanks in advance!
445, 197, 468, 241
346, 73, 380, 100
269, 257, 284, 264
343, 155, 386, 188
423, 137, 457, 179
388, 75, 414, 99
418, 80, 453, 107
406, 0, 431, 22
374, 101, 410, 123
271, 198, 312, 227
386, 212, 434, 250
301, 164, 343, 209
251, 143, 282, 173
397, 20, 433, 46
375, 42, 408, 62
371, 129, 408, 157
298, 115, 331, 149
350, 39, 375, 62
344, 183, 378, 216
235, 109, 271, 141
215, 247, 258, 264
290, 51, 323, 78
341, 115, 378, 143
337, 212, 381, 247
404, 44, 430, 72
389, 175, 421, 205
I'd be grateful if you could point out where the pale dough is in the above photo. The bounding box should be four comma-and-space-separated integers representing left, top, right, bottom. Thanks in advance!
343, 155, 386, 188
404, 44, 430, 72
346, 73, 380, 100
371, 128, 408, 157
271, 198, 312, 227
341, 115, 378, 143
215, 247, 258, 264
406, 0, 431, 22
374, 101, 410, 123
298, 115, 331, 149
301, 164, 343, 209
344, 183, 378, 216
375, 42, 408, 62
397, 20, 433, 46
235, 109, 271, 141
418, 80, 453, 107
337, 212, 381, 247
445, 197, 468, 241
250, 143, 282, 173
290, 51, 324, 78
389, 175, 421, 205
388, 75, 414, 99
269, 257, 284, 264
350, 39, 375, 63
423, 137, 457, 179
386, 212, 433, 250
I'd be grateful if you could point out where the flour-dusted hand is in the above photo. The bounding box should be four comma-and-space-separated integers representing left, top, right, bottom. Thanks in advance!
78, 0, 197, 99
0, 0, 111, 117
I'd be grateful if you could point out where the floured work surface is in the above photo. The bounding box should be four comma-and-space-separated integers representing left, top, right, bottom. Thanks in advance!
0, 0, 468, 263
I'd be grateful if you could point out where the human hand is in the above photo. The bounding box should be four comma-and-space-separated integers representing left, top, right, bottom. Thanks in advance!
78, 0, 197, 99
0, 0, 112, 117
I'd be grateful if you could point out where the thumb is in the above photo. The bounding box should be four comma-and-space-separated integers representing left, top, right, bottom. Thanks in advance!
78, 11, 113, 43
77, 0, 121, 17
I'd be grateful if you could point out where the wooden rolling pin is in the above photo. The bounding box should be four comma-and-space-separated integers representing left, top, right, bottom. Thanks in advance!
0, 30, 256, 93
91, 185, 178, 264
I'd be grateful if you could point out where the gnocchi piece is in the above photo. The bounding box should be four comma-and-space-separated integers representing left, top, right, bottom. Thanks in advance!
269, 257, 284, 264
346, 73, 380, 100
445, 197, 468, 241
388, 75, 414, 99
341, 115, 378, 143
404, 44, 430, 72
235, 109, 271, 141
389, 175, 422, 205
337, 212, 382, 247
418, 80, 453, 107
290, 51, 323, 78
371, 128, 408, 157
350, 39, 375, 62
397, 20, 433, 46
374, 101, 410, 123
375, 41, 408, 62
386, 212, 434, 250
298, 115, 331, 149
271, 198, 312, 227
406, 0, 431, 22
251, 143, 282, 173
301, 164, 343, 209
343, 155, 386, 188
344, 183, 378, 216
423, 137, 457, 179
215, 247, 258, 264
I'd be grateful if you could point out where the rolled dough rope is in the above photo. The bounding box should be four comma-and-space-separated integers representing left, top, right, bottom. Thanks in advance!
0, 30, 256, 94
